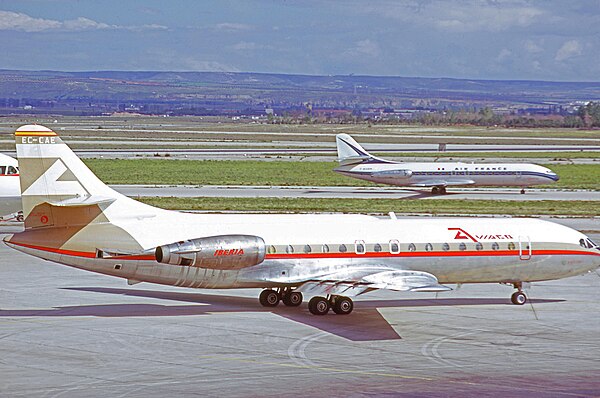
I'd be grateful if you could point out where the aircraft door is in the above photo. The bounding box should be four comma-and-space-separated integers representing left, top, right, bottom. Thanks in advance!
518, 236, 531, 260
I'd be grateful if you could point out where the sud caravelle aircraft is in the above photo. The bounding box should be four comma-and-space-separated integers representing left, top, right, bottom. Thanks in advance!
4, 125, 600, 315
0, 153, 23, 221
334, 133, 559, 194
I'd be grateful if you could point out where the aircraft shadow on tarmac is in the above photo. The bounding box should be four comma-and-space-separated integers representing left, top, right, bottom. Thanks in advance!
0, 286, 563, 341
306, 189, 532, 200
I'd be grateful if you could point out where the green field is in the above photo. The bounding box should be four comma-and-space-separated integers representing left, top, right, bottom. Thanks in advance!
138, 197, 600, 216
85, 159, 600, 190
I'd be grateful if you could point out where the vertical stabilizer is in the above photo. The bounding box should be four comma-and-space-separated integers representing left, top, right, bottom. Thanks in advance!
335, 134, 391, 165
14, 125, 135, 229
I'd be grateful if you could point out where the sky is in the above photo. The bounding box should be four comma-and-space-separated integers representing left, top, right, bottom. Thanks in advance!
0, 0, 598, 81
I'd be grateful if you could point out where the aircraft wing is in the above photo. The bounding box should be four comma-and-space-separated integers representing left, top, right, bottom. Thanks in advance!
291, 268, 451, 298
410, 179, 475, 187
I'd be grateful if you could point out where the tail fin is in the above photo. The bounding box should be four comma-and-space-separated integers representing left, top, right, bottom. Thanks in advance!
335, 134, 390, 165
14, 124, 148, 229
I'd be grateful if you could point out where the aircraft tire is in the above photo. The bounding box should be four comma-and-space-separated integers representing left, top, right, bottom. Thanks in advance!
332, 296, 353, 315
259, 289, 280, 307
282, 291, 303, 307
308, 296, 330, 315
511, 291, 527, 305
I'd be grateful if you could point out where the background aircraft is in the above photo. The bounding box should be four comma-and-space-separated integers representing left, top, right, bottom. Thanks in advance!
0, 153, 22, 220
334, 134, 559, 194
5, 125, 599, 315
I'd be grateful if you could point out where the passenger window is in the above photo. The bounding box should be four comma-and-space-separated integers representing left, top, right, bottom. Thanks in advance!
475, 242, 483, 251
267, 245, 276, 254
425, 243, 433, 252
286, 245, 294, 254
491, 242, 499, 251
374, 243, 382, 252
303, 245, 312, 254
321, 244, 330, 253
508, 242, 516, 251
389, 240, 400, 254
459, 243, 467, 251
408, 243, 416, 252
338, 244, 347, 253
442, 243, 450, 251
355, 241, 365, 254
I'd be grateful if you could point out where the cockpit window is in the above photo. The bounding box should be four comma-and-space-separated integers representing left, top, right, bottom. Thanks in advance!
579, 238, 597, 249
0, 166, 5, 174
7, 166, 17, 175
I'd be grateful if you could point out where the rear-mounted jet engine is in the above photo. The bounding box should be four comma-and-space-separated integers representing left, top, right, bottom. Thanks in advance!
155, 235, 266, 270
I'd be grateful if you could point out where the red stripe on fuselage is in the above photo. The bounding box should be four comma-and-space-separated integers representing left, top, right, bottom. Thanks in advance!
8, 241, 154, 260
8, 241, 598, 261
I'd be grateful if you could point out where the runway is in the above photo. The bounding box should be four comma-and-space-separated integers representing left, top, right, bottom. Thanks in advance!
0, 217, 599, 396
112, 184, 600, 201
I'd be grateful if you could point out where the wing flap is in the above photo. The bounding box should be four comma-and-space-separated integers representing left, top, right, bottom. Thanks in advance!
293, 269, 451, 297
362, 270, 452, 292
410, 179, 475, 187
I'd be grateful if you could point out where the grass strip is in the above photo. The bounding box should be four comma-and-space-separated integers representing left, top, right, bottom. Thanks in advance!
138, 197, 600, 217
86, 159, 600, 190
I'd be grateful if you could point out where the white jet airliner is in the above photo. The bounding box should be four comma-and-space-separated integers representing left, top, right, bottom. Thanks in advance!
0, 153, 22, 220
334, 134, 559, 194
4, 125, 599, 315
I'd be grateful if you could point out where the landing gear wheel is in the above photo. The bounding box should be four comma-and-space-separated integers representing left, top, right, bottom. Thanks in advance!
308, 296, 330, 315
282, 291, 303, 307
511, 291, 527, 305
440, 186, 447, 194
431, 186, 440, 195
16, 214, 24, 222
331, 296, 353, 315
259, 289, 280, 307
520, 188, 526, 194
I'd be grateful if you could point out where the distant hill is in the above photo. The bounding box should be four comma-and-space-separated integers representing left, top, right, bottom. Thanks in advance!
1, 69, 599, 116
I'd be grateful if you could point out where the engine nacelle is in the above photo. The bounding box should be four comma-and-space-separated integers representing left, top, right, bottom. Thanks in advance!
371, 169, 413, 179
155, 235, 266, 270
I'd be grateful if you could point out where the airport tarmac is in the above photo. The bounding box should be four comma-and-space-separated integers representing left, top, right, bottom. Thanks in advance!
112, 184, 600, 201
0, 218, 599, 396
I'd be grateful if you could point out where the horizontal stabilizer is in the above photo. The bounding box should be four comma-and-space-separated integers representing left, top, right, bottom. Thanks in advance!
46, 196, 116, 207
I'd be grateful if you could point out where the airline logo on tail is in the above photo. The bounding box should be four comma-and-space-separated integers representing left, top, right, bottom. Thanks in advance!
22, 158, 89, 197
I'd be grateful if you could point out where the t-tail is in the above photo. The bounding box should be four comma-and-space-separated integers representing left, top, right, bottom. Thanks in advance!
335, 133, 392, 166
13, 124, 160, 231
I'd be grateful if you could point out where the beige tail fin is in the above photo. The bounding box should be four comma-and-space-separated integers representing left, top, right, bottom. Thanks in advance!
14, 124, 150, 229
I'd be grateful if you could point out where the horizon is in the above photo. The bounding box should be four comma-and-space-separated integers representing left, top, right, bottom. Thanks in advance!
2, 68, 600, 85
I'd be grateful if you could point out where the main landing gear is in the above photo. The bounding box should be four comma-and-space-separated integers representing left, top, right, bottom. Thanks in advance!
258, 289, 354, 315
259, 288, 303, 308
510, 282, 527, 305
431, 186, 447, 195
520, 188, 526, 194
307, 295, 354, 315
